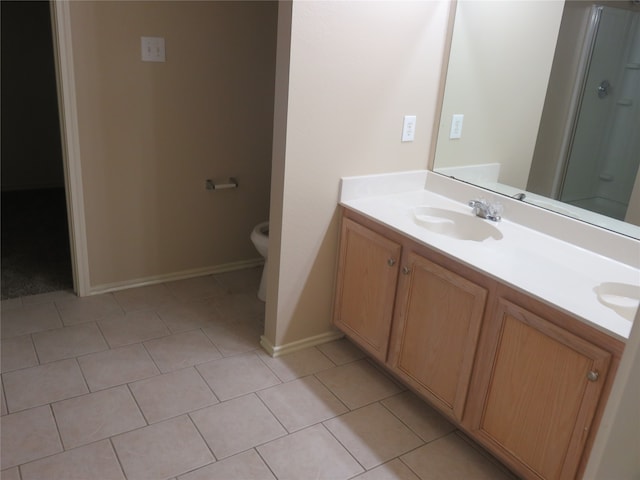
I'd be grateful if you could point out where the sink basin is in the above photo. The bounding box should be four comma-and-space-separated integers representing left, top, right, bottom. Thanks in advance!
594, 282, 640, 322
413, 206, 503, 242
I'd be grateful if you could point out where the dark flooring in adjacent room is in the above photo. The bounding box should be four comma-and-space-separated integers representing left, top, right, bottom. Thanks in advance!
1, 188, 73, 299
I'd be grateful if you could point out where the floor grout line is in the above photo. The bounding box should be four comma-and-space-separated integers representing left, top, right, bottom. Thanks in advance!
1, 271, 516, 480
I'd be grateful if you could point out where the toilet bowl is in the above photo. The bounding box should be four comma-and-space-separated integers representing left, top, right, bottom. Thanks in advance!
250, 221, 269, 301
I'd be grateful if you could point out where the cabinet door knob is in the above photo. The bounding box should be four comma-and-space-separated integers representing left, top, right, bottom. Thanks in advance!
402, 266, 411, 275
587, 371, 599, 382
387, 258, 396, 266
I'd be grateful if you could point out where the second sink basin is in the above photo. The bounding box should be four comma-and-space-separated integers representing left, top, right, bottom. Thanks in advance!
413, 206, 503, 242
594, 282, 640, 322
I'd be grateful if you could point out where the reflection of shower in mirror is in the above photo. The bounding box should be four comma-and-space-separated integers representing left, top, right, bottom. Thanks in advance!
555, 5, 640, 222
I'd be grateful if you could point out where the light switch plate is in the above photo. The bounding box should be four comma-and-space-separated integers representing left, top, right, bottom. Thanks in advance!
141, 37, 165, 62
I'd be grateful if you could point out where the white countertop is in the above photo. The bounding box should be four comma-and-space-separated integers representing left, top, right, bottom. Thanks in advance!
339, 171, 640, 341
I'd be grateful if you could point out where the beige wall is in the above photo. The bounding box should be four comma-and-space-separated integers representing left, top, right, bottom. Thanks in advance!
69, 1, 277, 290
263, 1, 292, 344
434, 1, 564, 189
265, 0, 451, 348
584, 307, 640, 479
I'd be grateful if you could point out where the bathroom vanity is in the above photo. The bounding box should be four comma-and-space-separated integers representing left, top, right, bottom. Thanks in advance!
333, 171, 638, 480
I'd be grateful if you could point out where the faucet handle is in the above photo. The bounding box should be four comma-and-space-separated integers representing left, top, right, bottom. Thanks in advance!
488, 202, 503, 220
468, 199, 484, 216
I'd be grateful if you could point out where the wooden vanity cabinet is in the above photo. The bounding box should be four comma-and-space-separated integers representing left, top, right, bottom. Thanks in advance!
466, 286, 623, 480
387, 251, 488, 421
334, 210, 491, 421
333, 217, 401, 362
333, 210, 623, 480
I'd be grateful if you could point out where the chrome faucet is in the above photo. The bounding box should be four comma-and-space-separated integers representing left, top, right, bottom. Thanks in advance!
469, 199, 502, 222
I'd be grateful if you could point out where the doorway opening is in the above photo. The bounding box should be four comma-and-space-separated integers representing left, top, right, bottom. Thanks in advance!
1, 0, 73, 299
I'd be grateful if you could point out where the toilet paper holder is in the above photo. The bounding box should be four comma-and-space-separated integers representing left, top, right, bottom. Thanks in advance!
206, 177, 238, 190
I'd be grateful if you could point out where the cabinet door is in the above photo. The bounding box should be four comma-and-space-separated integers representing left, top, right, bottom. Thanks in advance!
333, 218, 401, 362
474, 299, 611, 480
388, 252, 487, 421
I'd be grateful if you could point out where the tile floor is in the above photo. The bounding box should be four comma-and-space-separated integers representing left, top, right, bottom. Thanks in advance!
1, 267, 517, 480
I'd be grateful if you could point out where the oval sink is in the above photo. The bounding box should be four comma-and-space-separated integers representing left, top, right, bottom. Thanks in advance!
594, 282, 640, 322
413, 206, 503, 242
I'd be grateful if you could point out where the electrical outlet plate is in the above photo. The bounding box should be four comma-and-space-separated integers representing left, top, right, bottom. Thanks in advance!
450, 114, 464, 139
402, 115, 417, 142
141, 37, 166, 62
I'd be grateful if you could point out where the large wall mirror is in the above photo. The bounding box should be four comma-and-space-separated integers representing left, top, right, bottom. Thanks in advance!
433, 0, 640, 239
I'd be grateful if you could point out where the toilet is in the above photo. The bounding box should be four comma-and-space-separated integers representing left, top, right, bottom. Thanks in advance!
250, 221, 269, 301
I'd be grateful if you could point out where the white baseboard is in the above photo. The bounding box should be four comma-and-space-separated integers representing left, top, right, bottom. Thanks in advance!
86, 258, 264, 296
260, 330, 344, 358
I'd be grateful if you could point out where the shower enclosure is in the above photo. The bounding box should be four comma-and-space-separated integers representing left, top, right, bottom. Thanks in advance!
558, 5, 640, 221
